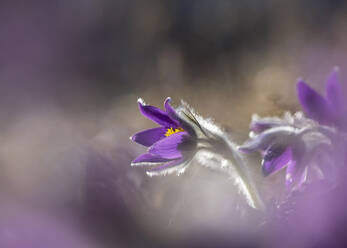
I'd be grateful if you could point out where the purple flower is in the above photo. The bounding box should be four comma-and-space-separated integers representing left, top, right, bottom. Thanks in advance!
297, 68, 347, 128
131, 97, 197, 176
131, 98, 264, 208
239, 113, 334, 189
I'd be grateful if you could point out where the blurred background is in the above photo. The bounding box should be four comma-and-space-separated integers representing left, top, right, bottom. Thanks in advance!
1, 0, 347, 247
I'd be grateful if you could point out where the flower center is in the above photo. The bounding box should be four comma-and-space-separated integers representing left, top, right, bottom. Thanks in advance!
165, 127, 184, 137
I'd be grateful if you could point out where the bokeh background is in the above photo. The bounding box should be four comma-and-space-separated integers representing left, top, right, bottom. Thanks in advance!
1, 1, 347, 247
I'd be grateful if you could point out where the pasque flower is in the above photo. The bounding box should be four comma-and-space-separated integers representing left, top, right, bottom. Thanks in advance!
297, 68, 347, 129
239, 69, 346, 189
131, 97, 245, 176
131, 97, 264, 208
131, 97, 198, 176
239, 112, 334, 189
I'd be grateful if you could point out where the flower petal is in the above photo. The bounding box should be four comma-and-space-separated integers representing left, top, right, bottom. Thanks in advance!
131, 127, 167, 147
239, 126, 296, 153
325, 68, 345, 117
131, 153, 171, 166
262, 146, 292, 176
146, 158, 186, 176
164, 97, 177, 118
138, 98, 178, 127
148, 131, 190, 159
164, 97, 196, 137
297, 80, 333, 125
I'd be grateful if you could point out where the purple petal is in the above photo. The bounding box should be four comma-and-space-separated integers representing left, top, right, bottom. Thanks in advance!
239, 131, 275, 153
147, 157, 185, 173
262, 146, 292, 176
297, 80, 333, 125
164, 97, 178, 120
131, 153, 171, 165
138, 99, 178, 127
238, 127, 294, 153
148, 131, 189, 159
325, 68, 345, 117
131, 127, 167, 147
164, 97, 196, 137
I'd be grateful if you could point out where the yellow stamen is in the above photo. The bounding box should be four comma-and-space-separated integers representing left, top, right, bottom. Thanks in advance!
165, 127, 184, 137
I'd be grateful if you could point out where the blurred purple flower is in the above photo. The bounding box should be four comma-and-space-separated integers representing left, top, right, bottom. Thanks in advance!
297, 68, 347, 128
131, 97, 197, 176
239, 113, 334, 189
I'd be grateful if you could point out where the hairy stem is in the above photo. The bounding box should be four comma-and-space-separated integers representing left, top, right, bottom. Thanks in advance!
222, 139, 265, 210
199, 136, 265, 210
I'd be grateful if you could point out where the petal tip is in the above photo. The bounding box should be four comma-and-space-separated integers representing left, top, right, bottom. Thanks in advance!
130, 133, 139, 144
296, 79, 317, 99
164, 97, 173, 108
137, 98, 146, 105
296, 78, 307, 87
296, 77, 304, 82
296, 79, 308, 94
